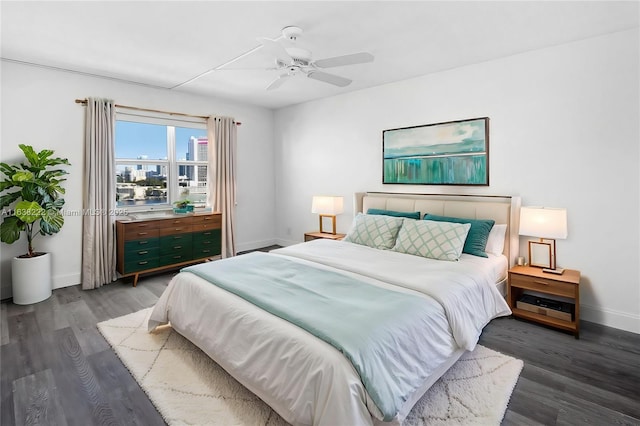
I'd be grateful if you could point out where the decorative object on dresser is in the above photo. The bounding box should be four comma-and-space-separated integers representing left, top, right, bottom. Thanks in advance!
519, 206, 568, 273
382, 117, 489, 185
311, 195, 344, 234
304, 231, 346, 242
116, 213, 221, 286
507, 265, 581, 338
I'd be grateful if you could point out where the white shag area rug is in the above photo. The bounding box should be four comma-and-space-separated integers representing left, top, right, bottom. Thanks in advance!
98, 308, 523, 426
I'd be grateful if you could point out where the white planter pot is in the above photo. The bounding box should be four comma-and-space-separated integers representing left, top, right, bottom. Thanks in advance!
12, 252, 52, 305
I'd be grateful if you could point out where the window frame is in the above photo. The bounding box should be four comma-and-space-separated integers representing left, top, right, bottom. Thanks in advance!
115, 111, 209, 212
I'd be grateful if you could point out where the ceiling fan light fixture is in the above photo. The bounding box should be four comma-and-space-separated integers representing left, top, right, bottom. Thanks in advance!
254, 26, 374, 91
282, 26, 303, 41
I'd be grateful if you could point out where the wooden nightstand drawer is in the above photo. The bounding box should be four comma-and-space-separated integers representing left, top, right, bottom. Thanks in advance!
510, 274, 575, 298
507, 265, 581, 338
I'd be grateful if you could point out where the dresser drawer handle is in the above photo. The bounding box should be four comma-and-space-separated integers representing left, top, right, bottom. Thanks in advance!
173, 255, 182, 259
138, 232, 148, 236
175, 227, 183, 231
203, 232, 212, 236
533, 280, 550, 286
202, 241, 211, 245
173, 246, 182, 249
202, 249, 210, 253
139, 241, 149, 245
138, 251, 148, 255
138, 261, 148, 265
137, 224, 149, 228
173, 220, 181, 224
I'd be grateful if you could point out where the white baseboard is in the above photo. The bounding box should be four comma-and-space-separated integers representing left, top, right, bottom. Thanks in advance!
53, 272, 81, 289
580, 303, 640, 334
235, 239, 280, 253
274, 238, 299, 247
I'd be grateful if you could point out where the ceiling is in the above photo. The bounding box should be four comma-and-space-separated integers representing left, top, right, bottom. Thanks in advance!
2, 1, 638, 109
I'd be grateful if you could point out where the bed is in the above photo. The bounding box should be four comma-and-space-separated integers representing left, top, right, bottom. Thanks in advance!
148, 192, 520, 426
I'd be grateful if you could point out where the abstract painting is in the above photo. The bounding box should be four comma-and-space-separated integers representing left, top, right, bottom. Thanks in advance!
383, 117, 489, 185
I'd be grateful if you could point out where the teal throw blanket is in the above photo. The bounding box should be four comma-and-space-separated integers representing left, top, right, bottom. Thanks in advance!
183, 252, 430, 421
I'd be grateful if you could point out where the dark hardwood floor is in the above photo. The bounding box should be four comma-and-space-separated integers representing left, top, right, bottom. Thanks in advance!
2, 261, 639, 425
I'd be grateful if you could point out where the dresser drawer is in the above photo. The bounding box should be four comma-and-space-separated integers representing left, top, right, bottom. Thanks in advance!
121, 220, 161, 232
193, 246, 220, 258
159, 252, 192, 266
192, 221, 220, 232
193, 229, 221, 245
510, 274, 575, 298
124, 237, 159, 251
163, 217, 194, 226
124, 228, 160, 240
124, 258, 159, 274
159, 243, 193, 257
159, 233, 193, 248
124, 246, 159, 261
192, 214, 222, 226
159, 225, 193, 236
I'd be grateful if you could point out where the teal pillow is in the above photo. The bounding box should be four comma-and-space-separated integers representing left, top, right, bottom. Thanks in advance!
423, 214, 495, 258
367, 208, 420, 220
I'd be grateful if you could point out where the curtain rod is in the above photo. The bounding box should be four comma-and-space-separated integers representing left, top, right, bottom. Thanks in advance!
74, 99, 241, 125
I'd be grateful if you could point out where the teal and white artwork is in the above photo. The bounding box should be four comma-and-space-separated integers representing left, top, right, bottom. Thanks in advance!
383, 117, 489, 185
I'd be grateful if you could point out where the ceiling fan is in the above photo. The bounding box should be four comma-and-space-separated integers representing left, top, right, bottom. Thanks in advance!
255, 26, 374, 91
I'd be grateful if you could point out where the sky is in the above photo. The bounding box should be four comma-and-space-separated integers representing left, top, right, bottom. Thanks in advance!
115, 121, 207, 160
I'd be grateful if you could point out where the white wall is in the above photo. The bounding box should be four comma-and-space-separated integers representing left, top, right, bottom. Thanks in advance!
0, 61, 276, 298
273, 29, 640, 333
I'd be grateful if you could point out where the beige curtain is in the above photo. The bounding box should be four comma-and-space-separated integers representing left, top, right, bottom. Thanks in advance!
207, 116, 237, 257
81, 98, 116, 289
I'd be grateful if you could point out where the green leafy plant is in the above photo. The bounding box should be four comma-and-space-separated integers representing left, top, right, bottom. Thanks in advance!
0, 144, 70, 257
173, 199, 193, 209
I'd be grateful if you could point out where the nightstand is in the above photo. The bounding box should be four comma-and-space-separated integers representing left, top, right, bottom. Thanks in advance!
304, 232, 346, 242
507, 265, 581, 338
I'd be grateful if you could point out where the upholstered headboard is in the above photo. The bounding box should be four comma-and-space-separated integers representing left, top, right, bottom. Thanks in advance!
354, 192, 521, 266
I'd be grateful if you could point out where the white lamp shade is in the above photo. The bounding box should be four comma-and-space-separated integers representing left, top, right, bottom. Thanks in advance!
311, 196, 344, 215
519, 207, 568, 239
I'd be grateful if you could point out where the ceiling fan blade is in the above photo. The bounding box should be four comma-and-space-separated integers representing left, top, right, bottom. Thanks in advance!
307, 71, 352, 87
257, 37, 292, 64
266, 74, 291, 91
313, 52, 374, 68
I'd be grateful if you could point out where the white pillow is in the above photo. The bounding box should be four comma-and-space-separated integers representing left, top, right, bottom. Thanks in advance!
485, 224, 507, 255
392, 219, 471, 261
343, 213, 404, 250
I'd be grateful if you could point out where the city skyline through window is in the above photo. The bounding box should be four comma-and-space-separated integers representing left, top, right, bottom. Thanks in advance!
115, 120, 208, 208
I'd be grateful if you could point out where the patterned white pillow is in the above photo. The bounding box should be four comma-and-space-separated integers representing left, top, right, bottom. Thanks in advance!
393, 219, 471, 261
343, 213, 404, 250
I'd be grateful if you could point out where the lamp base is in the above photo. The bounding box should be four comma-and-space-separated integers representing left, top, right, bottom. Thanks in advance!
543, 267, 565, 275
318, 214, 337, 235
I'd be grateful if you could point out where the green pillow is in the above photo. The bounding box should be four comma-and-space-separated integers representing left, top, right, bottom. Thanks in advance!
367, 208, 420, 220
423, 214, 495, 258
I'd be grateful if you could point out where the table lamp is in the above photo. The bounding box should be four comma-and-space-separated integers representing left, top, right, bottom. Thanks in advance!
311, 196, 344, 235
519, 206, 568, 274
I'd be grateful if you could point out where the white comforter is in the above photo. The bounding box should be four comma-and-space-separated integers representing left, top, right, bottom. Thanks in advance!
148, 240, 510, 426
274, 240, 511, 351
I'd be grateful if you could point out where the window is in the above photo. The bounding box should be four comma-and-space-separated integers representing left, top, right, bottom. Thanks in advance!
115, 114, 208, 210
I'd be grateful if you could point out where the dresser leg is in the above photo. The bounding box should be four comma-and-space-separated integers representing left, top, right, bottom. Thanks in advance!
133, 274, 139, 287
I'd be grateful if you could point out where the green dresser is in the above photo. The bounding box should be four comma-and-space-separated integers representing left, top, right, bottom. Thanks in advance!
116, 213, 222, 286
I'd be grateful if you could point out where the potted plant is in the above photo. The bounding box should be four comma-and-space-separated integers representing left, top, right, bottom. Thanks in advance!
0, 144, 70, 304
173, 199, 194, 214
